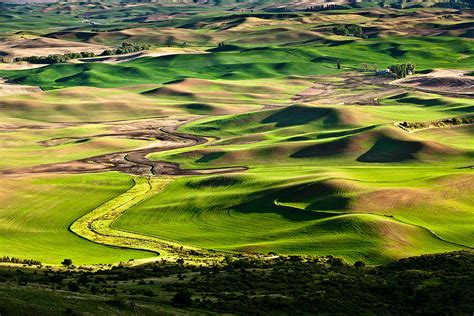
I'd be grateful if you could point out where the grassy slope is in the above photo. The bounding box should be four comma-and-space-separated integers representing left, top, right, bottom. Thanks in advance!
0, 78, 312, 171
114, 168, 466, 264
150, 103, 473, 169
0, 36, 472, 90
0, 7, 472, 265
0, 131, 149, 170
0, 86, 172, 123
116, 91, 474, 264
0, 172, 150, 264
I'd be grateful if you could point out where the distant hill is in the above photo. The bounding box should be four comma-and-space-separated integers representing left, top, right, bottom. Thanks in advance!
0, 0, 471, 9
0, 0, 56, 2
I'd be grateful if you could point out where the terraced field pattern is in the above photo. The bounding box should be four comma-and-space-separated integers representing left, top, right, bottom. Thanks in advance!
0, 1, 473, 268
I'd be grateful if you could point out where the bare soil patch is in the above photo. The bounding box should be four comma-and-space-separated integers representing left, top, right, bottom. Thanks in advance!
0, 63, 47, 70
392, 70, 474, 96
294, 73, 405, 105
292, 82, 332, 102
0, 78, 42, 97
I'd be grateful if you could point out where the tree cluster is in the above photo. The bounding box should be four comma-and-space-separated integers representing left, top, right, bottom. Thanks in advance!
305, 4, 350, 12
14, 42, 150, 65
332, 24, 365, 38
0, 256, 41, 266
100, 42, 150, 57
210, 13, 298, 22
389, 62, 416, 78
15, 51, 96, 64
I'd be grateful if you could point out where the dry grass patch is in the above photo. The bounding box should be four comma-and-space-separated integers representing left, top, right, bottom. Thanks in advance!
0, 35, 109, 61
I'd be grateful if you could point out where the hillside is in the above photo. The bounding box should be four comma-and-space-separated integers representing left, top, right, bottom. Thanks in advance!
0, 3, 472, 314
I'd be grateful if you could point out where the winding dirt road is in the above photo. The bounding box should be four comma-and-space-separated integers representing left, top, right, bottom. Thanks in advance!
0, 118, 247, 177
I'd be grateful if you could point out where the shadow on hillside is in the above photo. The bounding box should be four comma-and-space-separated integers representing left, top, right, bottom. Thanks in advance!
232, 189, 335, 222
357, 137, 423, 162
261, 106, 339, 128
290, 137, 355, 158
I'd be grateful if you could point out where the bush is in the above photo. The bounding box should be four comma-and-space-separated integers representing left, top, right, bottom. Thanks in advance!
172, 289, 193, 307
107, 297, 127, 308
354, 261, 366, 268
143, 289, 155, 297
67, 282, 80, 292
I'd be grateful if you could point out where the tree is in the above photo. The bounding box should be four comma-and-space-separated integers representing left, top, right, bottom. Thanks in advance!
100, 49, 114, 56
61, 258, 73, 267
172, 289, 193, 307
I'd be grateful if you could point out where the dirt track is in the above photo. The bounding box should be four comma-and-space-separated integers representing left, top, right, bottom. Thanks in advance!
0, 118, 247, 177
292, 73, 405, 105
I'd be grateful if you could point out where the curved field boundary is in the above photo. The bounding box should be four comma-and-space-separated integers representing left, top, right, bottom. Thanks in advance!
274, 199, 472, 250
70, 176, 194, 258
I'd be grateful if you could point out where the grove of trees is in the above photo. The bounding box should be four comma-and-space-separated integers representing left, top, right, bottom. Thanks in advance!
99, 42, 150, 56
14, 42, 150, 65
15, 51, 96, 64
389, 62, 416, 78
332, 24, 365, 38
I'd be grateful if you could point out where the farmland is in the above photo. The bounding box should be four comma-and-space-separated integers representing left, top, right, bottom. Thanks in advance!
0, 0, 473, 314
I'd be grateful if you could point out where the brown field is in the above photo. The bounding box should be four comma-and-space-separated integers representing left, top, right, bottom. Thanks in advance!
0, 35, 109, 61
392, 70, 474, 96
0, 78, 41, 97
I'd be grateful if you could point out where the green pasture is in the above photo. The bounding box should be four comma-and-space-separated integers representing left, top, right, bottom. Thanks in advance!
0, 172, 150, 264
149, 102, 474, 169
0, 6, 472, 266
1, 36, 472, 90
0, 123, 151, 170
114, 167, 470, 264
130, 92, 473, 264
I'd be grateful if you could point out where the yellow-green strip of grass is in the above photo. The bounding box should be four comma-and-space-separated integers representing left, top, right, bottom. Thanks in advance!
70, 176, 197, 258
